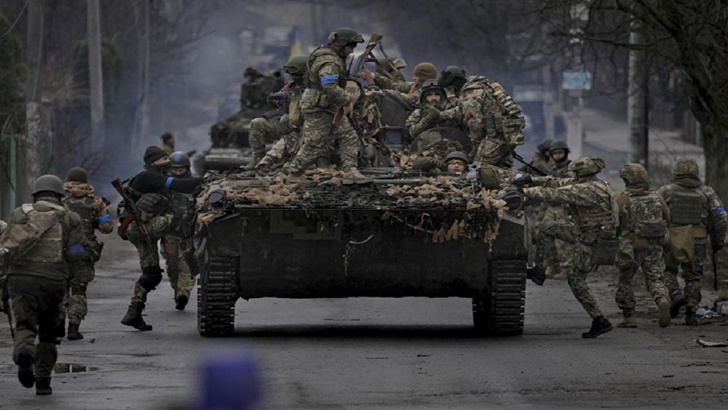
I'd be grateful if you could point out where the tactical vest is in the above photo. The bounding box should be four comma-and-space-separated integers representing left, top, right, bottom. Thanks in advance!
622, 192, 668, 237
306, 46, 346, 91
64, 196, 96, 239
571, 181, 615, 231
137, 192, 171, 221
168, 190, 196, 238
18, 203, 64, 264
667, 183, 705, 226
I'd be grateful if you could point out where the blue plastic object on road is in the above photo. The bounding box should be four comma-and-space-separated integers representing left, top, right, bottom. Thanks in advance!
197, 350, 261, 410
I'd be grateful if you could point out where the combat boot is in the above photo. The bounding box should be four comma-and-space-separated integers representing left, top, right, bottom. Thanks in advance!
685, 307, 699, 326
526, 265, 546, 286
243, 155, 263, 171
67, 322, 84, 340
35, 377, 52, 395
121, 302, 153, 331
670, 295, 687, 318
616, 309, 637, 328
16, 351, 35, 388
581, 316, 613, 338
658, 299, 671, 328
175, 294, 189, 310
344, 169, 368, 181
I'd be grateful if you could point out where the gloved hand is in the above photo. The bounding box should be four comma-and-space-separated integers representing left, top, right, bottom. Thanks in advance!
499, 185, 524, 211
512, 173, 533, 187
424, 106, 440, 121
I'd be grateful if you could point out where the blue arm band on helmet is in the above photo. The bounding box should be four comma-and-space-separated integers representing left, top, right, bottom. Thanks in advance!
165, 177, 174, 189
713, 206, 726, 216
272, 91, 285, 100
68, 244, 85, 254
97, 214, 112, 224
320, 75, 339, 86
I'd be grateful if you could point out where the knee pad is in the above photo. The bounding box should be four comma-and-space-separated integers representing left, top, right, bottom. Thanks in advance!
138, 266, 164, 291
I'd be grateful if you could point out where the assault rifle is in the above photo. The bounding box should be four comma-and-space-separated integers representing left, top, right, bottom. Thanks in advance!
333, 33, 383, 125
111, 179, 152, 247
512, 152, 548, 177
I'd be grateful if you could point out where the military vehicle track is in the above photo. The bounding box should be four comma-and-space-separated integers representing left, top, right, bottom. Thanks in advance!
197, 257, 237, 337
472, 259, 526, 335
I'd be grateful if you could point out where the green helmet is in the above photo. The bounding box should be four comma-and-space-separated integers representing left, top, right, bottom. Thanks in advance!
672, 157, 699, 177
419, 79, 446, 104
567, 156, 605, 177
619, 163, 648, 185
444, 151, 470, 164
283, 55, 308, 76
380, 57, 406, 70
549, 140, 570, 154
169, 151, 190, 169
32, 174, 65, 197
327, 27, 364, 47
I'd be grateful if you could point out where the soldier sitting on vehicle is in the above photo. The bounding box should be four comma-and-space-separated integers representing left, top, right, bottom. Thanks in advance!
520, 139, 552, 175
406, 79, 461, 139
359, 61, 438, 106
412, 150, 470, 176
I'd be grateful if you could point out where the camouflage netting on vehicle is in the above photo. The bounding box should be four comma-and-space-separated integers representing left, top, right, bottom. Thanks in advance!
196, 169, 512, 244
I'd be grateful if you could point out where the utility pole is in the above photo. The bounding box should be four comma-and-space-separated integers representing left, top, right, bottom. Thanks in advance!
24, 0, 44, 201
87, 0, 105, 154
627, 12, 649, 167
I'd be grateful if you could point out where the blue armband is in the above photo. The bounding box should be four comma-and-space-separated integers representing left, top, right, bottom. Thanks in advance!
97, 214, 112, 224
165, 177, 174, 189
320, 75, 339, 86
68, 244, 85, 254
713, 206, 726, 216
272, 91, 285, 100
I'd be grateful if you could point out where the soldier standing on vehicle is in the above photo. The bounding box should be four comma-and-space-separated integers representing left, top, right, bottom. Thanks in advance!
4, 175, 90, 395
614, 164, 672, 328
245, 55, 308, 170
119, 146, 203, 331
160, 132, 175, 155
164, 152, 199, 310
62, 167, 114, 340
406, 79, 459, 138
657, 158, 728, 325
517, 156, 616, 338
438, 66, 526, 167
286, 27, 364, 179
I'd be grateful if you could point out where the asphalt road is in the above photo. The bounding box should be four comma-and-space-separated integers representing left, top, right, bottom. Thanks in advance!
1, 236, 728, 409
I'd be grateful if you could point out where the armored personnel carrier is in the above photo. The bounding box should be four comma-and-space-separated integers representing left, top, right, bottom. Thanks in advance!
194, 152, 530, 337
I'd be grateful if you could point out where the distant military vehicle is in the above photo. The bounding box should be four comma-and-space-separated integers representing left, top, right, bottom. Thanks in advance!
194, 135, 529, 337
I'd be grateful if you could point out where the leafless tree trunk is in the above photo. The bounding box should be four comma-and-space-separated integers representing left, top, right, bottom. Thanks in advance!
24, 0, 44, 200
131, 0, 151, 157
87, 0, 105, 154
627, 20, 648, 167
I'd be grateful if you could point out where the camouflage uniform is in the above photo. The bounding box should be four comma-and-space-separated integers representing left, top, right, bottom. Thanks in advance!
540, 148, 574, 278
62, 179, 114, 339
613, 164, 671, 328
247, 114, 286, 165
287, 44, 361, 176
441, 76, 525, 167
657, 158, 728, 324
523, 157, 615, 338
258, 77, 306, 168
405, 80, 459, 138
5, 177, 89, 394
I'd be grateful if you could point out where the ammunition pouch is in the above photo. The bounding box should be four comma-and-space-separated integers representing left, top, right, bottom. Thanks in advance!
668, 225, 706, 262
587, 230, 618, 266
634, 219, 668, 238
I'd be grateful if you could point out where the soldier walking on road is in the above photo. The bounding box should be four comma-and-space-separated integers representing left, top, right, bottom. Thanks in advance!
164, 152, 199, 310
286, 27, 364, 178
657, 158, 728, 325
3, 175, 90, 395
62, 167, 114, 340
518, 157, 616, 338
613, 164, 672, 328
119, 147, 203, 331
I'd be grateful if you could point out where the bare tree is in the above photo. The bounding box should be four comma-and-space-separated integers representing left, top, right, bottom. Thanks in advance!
23, 0, 43, 201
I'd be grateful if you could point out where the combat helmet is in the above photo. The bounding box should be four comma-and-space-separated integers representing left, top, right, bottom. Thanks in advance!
283, 55, 308, 76
32, 174, 65, 197
169, 151, 191, 169
549, 140, 570, 154
327, 28, 364, 47
567, 156, 605, 177
672, 158, 699, 178
419, 79, 446, 104
438, 66, 467, 90
65, 167, 88, 183
444, 151, 470, 164
619, 163, 648, 186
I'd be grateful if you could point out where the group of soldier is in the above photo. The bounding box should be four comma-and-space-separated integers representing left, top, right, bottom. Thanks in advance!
0, 26, 727, 397
515, 145, 727, 339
